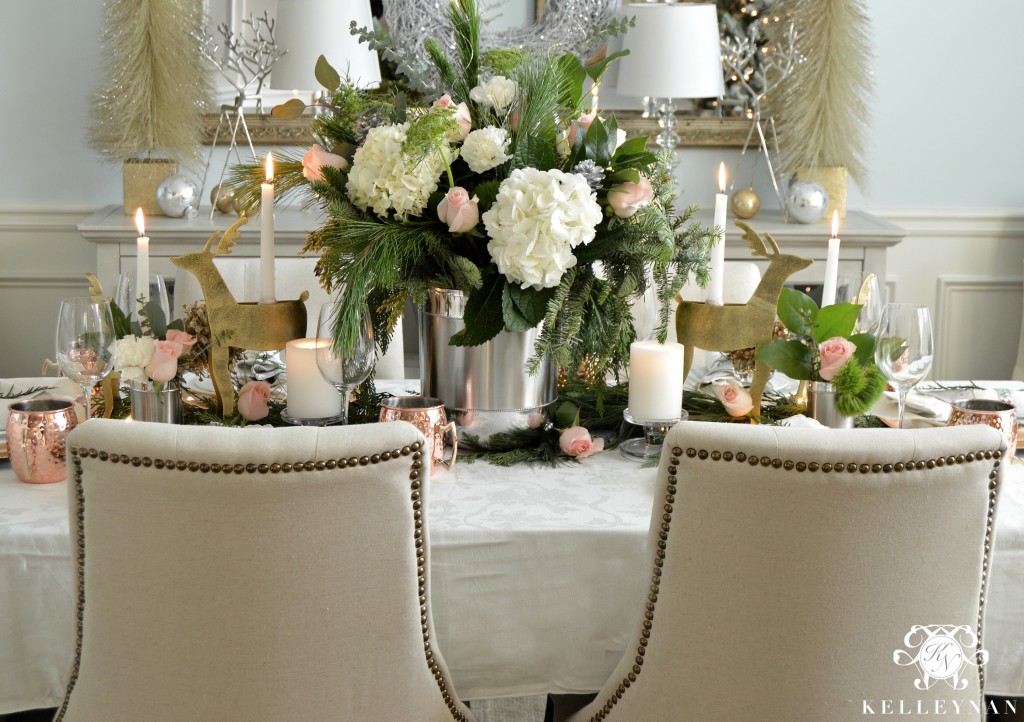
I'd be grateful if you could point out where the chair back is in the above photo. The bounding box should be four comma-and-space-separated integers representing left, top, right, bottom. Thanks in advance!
568, 421, 1005, 722
56, 419, 472, 722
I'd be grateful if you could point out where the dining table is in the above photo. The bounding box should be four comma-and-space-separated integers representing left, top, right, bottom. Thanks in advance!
1, 378, 1023, 713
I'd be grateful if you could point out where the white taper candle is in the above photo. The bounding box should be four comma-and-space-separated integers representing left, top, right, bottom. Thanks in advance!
820, 211, 841, 307
260, 153, 276, 304
707, 162, 728, 306
134, 208, 150, 311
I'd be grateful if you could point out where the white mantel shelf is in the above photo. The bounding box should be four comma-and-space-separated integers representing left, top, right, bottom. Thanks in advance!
78, 204, 905, 295
691, 208, 906, 287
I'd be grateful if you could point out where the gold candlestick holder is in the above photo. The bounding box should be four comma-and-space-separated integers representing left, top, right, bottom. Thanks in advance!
675, 221, 811, 416
171, 217, 308, 417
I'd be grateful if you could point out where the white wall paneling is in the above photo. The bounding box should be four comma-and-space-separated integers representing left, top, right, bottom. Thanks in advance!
935, 277, 1023, 381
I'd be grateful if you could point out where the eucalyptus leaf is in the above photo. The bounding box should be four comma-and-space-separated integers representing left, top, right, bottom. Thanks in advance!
755, 339, 813, 380
142, 301, 168, 338
811, 302, 862, 343
777, 287, 818, 337
271, 98, 306, 120
314, 55, 341, 91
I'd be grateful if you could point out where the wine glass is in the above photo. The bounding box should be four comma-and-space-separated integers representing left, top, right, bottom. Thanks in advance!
115, 272, 171, 323
56, 298, 115, 420
836, 271, 884, 334
315, 301, 375, 425
874, 303, 934, 429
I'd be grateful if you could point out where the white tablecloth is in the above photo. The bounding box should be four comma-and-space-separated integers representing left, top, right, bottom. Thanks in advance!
2, 447, 1023, 713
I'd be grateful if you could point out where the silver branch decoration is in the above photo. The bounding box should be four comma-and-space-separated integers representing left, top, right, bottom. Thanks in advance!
196, 12, 286, 113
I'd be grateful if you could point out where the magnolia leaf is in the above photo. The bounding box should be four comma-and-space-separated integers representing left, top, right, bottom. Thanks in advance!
605, 168, 641, 185
755, 339, 812, 380
811, 302, 862, 343
501, 284, 533, 332
583, 117, 611, 167
611, 136, 648, 160
508, 285, 554, 326
777, 287, 818, 337
554, 400, 580, 428
271, 98, 306, 120
315, 55, 341, 91
849, 332, 877, 368
585, 49, 630, 82
513, 132, 559, 172
110, 302, 132, 338
449, 274, 505, 347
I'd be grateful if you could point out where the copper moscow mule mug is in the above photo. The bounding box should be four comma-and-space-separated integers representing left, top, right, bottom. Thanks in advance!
379, 396, 458, 471
6, 399, 79, 483
947, 399, 1018, 460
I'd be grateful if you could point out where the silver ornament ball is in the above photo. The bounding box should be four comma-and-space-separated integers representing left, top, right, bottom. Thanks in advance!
156, 173, 201, 218
785, 181, 830, 224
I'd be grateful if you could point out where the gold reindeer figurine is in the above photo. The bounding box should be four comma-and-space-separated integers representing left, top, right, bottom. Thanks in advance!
171, 217, 308, 417
675, 220, 812, 415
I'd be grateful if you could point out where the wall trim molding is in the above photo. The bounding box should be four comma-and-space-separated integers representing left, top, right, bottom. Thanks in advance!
934, 275, 1023, 378
0, 272, 89, 289
871, 209, 1024, 239
0, 208, 93, 232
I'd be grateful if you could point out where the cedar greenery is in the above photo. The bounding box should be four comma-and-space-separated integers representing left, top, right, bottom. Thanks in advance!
230, 0, 712, 387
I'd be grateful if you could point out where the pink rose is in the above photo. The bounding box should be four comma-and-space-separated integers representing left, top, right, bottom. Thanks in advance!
432, 94, 472, 141
145, 340, 184, 383
712, 379, 754, 417
607, 175, 654, 218
566, 112, 597, 147
165, 329, 196, 354
818, 337, 857, 381
436, 187, 480, 233
559, 426, 605, 458
237, 380, 271, 421
301, 144, 349, 182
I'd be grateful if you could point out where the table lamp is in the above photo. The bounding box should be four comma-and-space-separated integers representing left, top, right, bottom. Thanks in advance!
271, 0, 382, 94
615, 2, 725, 149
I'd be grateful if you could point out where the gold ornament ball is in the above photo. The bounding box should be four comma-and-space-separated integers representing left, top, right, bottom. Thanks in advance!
210, 184, 237, 214
731, 188, 761, 219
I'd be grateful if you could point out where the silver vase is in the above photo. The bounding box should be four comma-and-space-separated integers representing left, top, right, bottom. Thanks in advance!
130, 380, 183, 424
805, 381, 854, 429
419, 288, 557, 444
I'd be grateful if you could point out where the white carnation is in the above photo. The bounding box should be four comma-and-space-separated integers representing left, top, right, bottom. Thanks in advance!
461, 126, 511, 173
345, 122, 450, 220
109, 335, 155, 382
482, 168, 603, 290
469, 76, 518, 112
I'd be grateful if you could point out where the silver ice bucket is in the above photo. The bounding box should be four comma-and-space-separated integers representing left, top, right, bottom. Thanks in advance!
419, 288, 557, 444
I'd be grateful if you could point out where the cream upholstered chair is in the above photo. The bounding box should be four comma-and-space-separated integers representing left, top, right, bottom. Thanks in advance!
55, 419, 473, 722
173, 256, 406, 378
567, 421, 1005, 722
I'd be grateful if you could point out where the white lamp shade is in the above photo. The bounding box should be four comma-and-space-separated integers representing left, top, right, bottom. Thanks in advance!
271, 0, 381, 91
615, 3, 725, 99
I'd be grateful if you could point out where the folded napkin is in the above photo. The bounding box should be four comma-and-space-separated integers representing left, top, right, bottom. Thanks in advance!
883, 390, 953, 419
779, 414, 826, 429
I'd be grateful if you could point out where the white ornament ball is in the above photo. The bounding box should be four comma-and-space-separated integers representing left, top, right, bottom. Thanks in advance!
785, 181, 829, 224
156, 173, 201, 218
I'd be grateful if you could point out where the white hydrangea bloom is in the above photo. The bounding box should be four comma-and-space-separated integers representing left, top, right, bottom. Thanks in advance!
461, 126, 511, 173
108, 335, 155, 383
469, 76, 518, 112
482, 168, 602, 290
345, 122, 450, 220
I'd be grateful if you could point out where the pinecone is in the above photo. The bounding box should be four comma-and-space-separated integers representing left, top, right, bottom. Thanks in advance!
572, 160, 605, 190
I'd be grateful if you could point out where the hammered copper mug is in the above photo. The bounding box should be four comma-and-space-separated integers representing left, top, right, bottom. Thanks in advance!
6, 399, 79, 483
948, 399, 1018, 460
379, 396, 458, 471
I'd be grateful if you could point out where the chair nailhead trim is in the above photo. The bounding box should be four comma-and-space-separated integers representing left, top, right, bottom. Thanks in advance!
59, 436, 468, 721
583, 442, 1004, 722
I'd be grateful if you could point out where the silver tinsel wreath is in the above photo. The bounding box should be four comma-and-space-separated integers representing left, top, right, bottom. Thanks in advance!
383, 0, 618, 68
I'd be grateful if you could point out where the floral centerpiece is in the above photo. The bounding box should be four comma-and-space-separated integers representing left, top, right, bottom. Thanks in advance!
232, 0, 713, 390
756, 288, 885, 417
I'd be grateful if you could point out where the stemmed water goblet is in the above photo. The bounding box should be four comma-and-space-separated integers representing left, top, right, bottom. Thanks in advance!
315, 301, 375, 425
874, 303, 934, 429
835, 271, 884, 334
55, 297, 116, 420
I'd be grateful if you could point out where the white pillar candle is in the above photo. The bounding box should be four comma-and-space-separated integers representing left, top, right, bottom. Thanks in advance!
707, 162, 728, 306
820, 211, 841, 307
260, 153, 276, 304
285, 338, 343, 419
628, 340, 686, 420
134, 208, 150, 311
